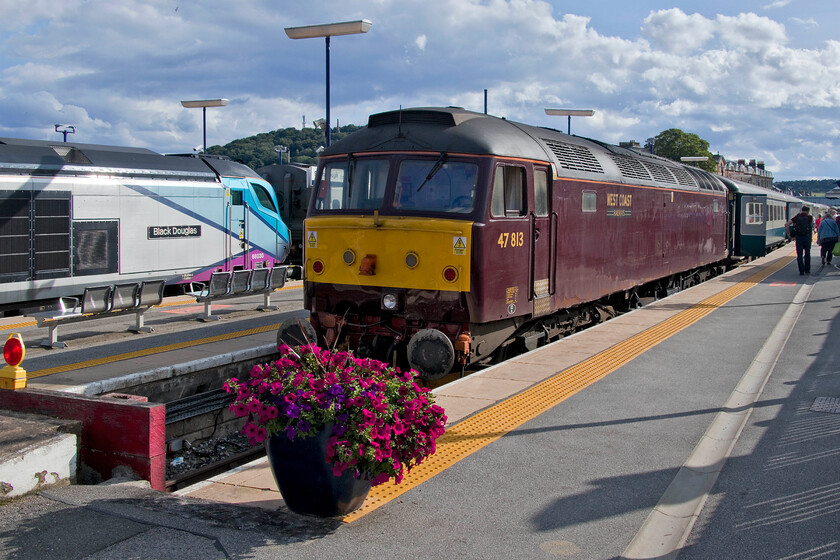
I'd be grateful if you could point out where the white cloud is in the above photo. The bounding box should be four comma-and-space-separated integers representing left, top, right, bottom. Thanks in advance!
1, 1, 840, 179
790, 17, 818, 27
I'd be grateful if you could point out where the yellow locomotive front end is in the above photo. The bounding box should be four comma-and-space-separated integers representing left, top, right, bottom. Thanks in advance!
300, 153, 479, 378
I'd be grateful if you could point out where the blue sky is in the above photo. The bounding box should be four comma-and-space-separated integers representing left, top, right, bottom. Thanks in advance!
1, 0, 838, 180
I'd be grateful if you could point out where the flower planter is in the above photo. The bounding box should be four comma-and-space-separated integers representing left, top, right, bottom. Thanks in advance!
266, 425, 371, 517
224, 344, 447, 516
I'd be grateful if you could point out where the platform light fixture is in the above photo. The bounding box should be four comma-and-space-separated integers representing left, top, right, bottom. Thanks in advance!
180, 98, 229, 155
275, 145, 288, 164
54, 124, 75, 142
284, 19, 372, 147
544, 109, 595, 135
680, 156, 709, 168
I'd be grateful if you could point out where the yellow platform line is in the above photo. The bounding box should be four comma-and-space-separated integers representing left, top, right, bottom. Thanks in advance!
26, 323, 282, 379
342, 256, 794, 522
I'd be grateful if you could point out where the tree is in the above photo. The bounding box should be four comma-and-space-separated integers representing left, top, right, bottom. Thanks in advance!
652, 128, 717, 172
207, 125, 363, 169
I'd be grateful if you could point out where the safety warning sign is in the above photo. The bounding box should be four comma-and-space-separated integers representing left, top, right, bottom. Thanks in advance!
307, 231, 318, 249
453, 236, 467, 255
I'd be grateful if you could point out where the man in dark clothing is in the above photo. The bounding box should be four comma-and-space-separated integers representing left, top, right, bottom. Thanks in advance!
788, 205, 814, 275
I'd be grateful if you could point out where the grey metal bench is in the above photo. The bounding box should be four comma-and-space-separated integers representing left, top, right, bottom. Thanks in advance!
30, 280, 165, 348
184, 266, 288, 321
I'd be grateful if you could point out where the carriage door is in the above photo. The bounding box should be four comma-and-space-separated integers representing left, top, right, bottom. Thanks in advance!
228, 187, 248, 270
531, 166, 553, 317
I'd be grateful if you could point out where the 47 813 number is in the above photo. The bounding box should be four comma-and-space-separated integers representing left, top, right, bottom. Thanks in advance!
497, 231, 524, 248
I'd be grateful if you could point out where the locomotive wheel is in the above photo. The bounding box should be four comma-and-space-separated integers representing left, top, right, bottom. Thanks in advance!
407, 329, 455, 380
277, 317, 318, 348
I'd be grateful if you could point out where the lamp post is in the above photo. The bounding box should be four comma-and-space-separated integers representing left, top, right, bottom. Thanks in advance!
180, 98, 228, 154
275, 145, 288, 164
284, 19, 372, 147
544, 109, 595, 135
54, 124, 75, 142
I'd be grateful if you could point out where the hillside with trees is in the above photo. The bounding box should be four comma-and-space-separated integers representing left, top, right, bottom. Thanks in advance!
774, 179, 839, 196
207, 125, 362, 169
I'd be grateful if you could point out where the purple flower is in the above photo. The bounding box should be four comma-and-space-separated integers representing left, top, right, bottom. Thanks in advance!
285, 425, 297, 440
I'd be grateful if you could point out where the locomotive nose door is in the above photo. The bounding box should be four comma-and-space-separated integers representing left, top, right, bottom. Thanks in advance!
227, 186, 248, 270
531, 166, 553, 316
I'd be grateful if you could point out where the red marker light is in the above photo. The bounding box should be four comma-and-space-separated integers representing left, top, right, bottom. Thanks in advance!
4, 335, 24, 368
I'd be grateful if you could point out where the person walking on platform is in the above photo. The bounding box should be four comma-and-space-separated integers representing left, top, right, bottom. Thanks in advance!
787, 205, 814, 275
818, 210, 840, 266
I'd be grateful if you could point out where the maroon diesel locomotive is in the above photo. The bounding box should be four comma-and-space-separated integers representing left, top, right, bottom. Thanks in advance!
295, 107, 730, 379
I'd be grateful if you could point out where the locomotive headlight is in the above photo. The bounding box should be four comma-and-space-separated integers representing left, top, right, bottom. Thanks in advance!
382, 293, 398, 310
405, 251, 419, 269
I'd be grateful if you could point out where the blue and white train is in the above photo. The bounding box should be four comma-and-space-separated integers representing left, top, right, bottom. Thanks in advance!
0, 138, 290, 313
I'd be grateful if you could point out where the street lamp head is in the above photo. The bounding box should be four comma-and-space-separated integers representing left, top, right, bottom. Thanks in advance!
544, 109, 595, 117
284, 19, 372, 39
180, 99, 229, 108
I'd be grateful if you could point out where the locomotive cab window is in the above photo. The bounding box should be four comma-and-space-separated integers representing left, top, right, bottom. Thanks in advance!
315, 159, 390, 211
230, 189, 244, 206
251, 183, 277, 213
394, 160, 478, 213
491, 165, 525, 218
534, 169, 548, 217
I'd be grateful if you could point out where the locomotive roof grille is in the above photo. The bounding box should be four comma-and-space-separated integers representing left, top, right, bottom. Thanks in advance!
540, 139, 604, 174
669, 165, 699, 188
609, 154, 652, 182
643, 161, 678, 185
684, 167, 725, 192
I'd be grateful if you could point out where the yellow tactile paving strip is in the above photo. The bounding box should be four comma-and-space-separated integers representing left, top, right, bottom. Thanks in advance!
341, 255, 794, 522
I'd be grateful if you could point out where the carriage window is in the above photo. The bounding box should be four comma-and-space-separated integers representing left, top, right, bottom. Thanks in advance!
534, 169, 548, 217
746, 202, 763, 224
315, 159, 389, 211
490, 165, 525, 217
582, 191, 597, 212
394, 160, 478, 213
251, 183, 277, 213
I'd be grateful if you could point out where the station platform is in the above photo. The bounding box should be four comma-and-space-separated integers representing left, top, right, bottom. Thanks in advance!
2, 249, 840, 559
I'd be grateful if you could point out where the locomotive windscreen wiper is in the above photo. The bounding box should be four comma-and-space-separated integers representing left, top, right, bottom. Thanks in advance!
417, 152, 447, 192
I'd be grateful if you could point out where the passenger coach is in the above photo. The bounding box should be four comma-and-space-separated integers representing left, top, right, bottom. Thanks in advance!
300, 107, 732, 378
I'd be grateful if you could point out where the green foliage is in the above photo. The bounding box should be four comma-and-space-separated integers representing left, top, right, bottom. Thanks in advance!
206, 125, 363, 169
652, 128, 717, 172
